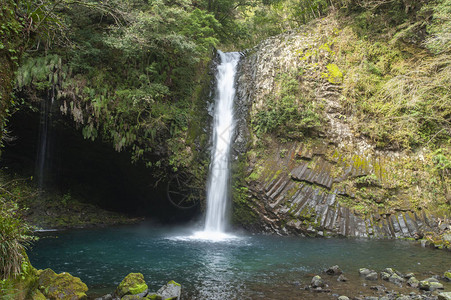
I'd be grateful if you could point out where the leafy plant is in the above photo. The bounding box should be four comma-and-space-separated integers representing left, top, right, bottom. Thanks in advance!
0, 198, 36, 279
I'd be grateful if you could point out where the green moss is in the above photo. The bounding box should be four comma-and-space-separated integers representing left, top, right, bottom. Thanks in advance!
116, 273, 148, 297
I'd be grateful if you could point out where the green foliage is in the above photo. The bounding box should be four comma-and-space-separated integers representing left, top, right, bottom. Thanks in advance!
423, 0, 451, 54
0, 198, 36, 279
252, 72, 323, 139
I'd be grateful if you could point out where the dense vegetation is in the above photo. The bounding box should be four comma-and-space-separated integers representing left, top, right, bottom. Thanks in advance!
0, 0, 450, 295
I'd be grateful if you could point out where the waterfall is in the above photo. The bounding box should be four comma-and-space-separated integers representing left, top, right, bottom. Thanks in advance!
36, 85, 56, 189
203, 51, 241, 233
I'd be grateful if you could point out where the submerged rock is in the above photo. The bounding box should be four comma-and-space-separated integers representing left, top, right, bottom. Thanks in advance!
337, 274, 348, 282
156, 280, 181, 300
37, 268, 88, 300
115, 273, 148, 298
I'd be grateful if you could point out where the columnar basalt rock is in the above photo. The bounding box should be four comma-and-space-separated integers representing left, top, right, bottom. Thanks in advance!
233, 28, 448, 241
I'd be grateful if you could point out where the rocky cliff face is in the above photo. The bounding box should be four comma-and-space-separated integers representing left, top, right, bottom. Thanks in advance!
232, 23, 450, 245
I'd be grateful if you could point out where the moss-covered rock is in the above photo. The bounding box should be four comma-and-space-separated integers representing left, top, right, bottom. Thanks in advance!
37, 268, 88, 299
444, 271, 451, 282
31, 290, 47, 300
116, 273, 148, 298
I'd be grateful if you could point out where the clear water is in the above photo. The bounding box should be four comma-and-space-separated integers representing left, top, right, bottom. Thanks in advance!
29, 224, 451, 299
204, 51, 240, 233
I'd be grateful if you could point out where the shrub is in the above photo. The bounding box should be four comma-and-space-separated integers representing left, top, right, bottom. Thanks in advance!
0, 198, 35, 279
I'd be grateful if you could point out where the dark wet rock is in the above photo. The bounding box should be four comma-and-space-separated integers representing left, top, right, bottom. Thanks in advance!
365, 272, 378, 281
156, 280, 181, 300
388, 273, 405, 285
311, 275, 325, 288
359, 268, 372, 276
407, 277, 420, 288
326, 265, 343, 275
438, 292, 451, 300
337, 274, 348, 282
115, 273, 148, 298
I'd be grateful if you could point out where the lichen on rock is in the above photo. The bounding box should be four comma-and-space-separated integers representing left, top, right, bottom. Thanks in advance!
115, 273, 148, 298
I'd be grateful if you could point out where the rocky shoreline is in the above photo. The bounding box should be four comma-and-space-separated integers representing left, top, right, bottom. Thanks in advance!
15, 262, 450, 300
304, 265, 451, 300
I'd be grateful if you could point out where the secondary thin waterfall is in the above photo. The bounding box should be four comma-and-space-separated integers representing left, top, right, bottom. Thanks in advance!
204, 51, 240, 233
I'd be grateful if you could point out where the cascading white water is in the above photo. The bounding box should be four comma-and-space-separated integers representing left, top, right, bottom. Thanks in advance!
203, 51, 241, 234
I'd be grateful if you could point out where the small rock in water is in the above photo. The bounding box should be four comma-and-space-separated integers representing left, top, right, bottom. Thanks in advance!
419, 279, 444, 291
405, 272, 415, 279
407, 277, 419, 288
444, 271, 451, 282
157, 280, 181, 300
337, 274, 348, 282
365, 272, 378, 281
380, 272, 391, 281
326, 265, 343, 275
359, 268, 372, 276
311, 275, 325, 288
383, 268, 395, 276
337, 296, 350, 300
388, 273, 405, 285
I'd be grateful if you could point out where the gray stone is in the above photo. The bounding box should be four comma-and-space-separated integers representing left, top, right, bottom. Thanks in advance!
383, 268, 395, 275
359, 268, 372, 276
337, 274, 348, 282
311, 275, 325, 288
396, 296, 410, 300
407, 277, 419, 288
405, 273, 415, 279
389, 273, 405, 285
157, 281, 181, 300
419, 280, 444, 291
365, 272, 378, 281
438, 292, 451, 300
326, 265, 342, 275
338, 296, 349, 300
380, 272, 391, 281
146, 294, 162, 300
